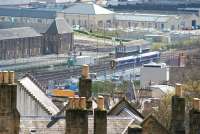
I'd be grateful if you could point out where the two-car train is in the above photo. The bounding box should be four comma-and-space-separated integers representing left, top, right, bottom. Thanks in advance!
110, 51, 160, 69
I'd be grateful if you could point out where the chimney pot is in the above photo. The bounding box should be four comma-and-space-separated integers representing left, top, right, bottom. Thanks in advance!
3, 71, 9, 84
74, 96, 80, 109
97, 96, 104, 110
9, 71, 15, 84
82, 64, 89, 79
68, 97, 74, 109
80, 97, 86, 110
193, 98, 200, 111
175, 83, 182, 97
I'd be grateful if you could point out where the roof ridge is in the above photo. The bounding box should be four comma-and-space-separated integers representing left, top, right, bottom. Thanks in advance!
18, 81, 53, 115
18, 77, 59, 115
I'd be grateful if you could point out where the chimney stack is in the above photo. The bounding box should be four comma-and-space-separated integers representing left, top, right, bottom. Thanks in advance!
0, 71, 20, 134
65, 96, 88, 134
170, 83, 185, 134
79, 64, 92, 109
189, 98, 200, 134
94, 96, 107, 134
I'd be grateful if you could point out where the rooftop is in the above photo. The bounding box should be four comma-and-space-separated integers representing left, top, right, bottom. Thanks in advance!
0, 6, 57, 19
0, 27, 41, 40
63, 3, 114, 15
115, 13, 178, 22
46, 17, 73, 34
150, 85, 175, 94
19, 76, 60, 115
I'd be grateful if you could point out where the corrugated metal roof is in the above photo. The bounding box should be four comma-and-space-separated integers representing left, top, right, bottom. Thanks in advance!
19, 77, 60, 115
63, 3, 114, 15
0, 27, 41, 40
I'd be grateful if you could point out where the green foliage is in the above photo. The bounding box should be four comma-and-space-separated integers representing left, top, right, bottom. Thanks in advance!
91, 80, 133, 95
153, 80, 200, 130
152, 93, 173, 129
117, 81, 129, 92
92, 81, 115, 95
166, 38, 200, 50
74, 29, 130, 42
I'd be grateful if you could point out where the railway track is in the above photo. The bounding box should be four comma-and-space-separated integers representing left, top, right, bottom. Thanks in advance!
27, 48, 199, 87
32, 63, 110, 86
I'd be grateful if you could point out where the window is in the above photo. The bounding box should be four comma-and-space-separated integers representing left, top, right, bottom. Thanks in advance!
161, 23, 165, 29
128, 22, 131, 28
98, 21, 103, 27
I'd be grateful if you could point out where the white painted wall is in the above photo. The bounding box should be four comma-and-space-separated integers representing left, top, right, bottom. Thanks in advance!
140, 64, 169, 88
17, 86, 50, 117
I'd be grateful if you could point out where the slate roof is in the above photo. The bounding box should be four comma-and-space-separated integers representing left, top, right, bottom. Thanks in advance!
63, 3, 114, 15
115, 14, 177, 23
0, 27, 41, 40
21, 115, 132, 134
0, 21, 50, 33
0, 0, 30, 5
141, 114, 170, 134
19, 76, 60, 115
108, 98, 144, 121
0, 6, 57, 19
88, 116, 133, 134
46, 17, 73, 34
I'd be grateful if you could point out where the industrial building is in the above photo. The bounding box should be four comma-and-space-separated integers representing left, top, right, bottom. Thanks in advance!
140, 62, 169, 88
115, 13, 200, 31
0, 17, 73, 60
115, 39, 150, 58
63, 3, 115, 30
0, 27, 43, 60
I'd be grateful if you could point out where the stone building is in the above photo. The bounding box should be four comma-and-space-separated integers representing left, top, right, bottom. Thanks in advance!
115, 39, 150, 58
0, 27, 43, 60
115, 13, 200, 31
0, 6, 57, 25
43, 17, 73, 54
0, 17, 73, 60
63, 3, 115, 30
0, 71, 20, 134
141, 115, 170, 134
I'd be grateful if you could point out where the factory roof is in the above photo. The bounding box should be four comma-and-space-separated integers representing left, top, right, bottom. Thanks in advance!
46, 17, 73, 34
123, 39, 150, 46
63, 3, 114, 15
143, 62, 167, 68
115, 13, 178, 22
0, 0, 29, 5
0, 6, 57, 19
0, 27, 41, 40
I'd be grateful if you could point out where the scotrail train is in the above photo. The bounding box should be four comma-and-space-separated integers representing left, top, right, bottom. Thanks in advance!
110, 51, 160, 69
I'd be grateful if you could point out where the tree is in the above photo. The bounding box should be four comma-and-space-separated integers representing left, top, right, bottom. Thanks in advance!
152, 93, 173, 129
91, 81, 115, 95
